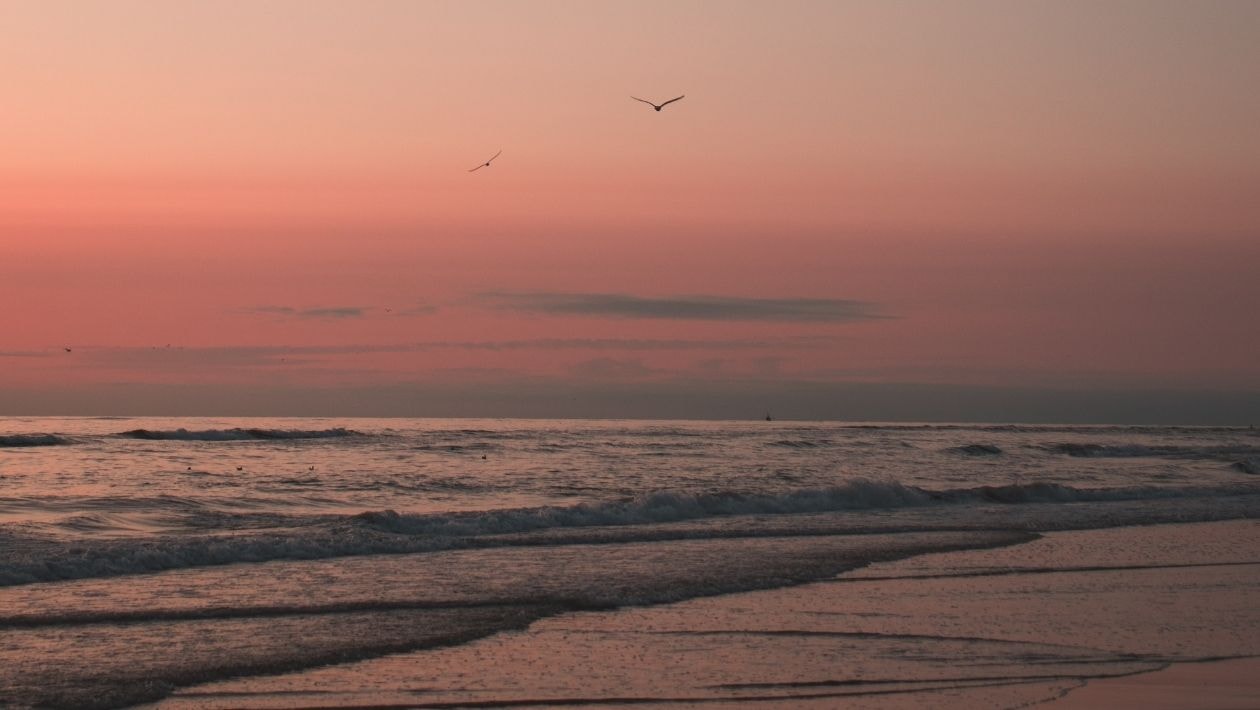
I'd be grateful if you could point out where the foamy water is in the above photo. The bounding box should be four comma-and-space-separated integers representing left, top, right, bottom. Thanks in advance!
1, 417, 1258, 708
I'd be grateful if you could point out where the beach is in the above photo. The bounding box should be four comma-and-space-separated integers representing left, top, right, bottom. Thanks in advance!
8, 1, 1260, 706
147, 519, 1260, 709
1, 418, 1257, 708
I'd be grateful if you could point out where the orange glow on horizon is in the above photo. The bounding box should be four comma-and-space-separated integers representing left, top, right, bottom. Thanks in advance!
2, 1, 1258, 413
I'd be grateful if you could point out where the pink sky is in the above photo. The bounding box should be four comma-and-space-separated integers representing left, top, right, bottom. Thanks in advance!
2, 1, 1258, 420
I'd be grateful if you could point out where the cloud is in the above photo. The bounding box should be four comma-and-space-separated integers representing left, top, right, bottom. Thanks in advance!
476, 292, 885, 322
73, 336, 836, 366
393, 304, 439, 317
300, 307, 366, 319
39, 337, 831, 378
247, 306, 368, 319
439, 336, 837, 352
245, 303, 440, 319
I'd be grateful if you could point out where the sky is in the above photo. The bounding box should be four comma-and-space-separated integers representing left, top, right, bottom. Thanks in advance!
2, 0, 1258, 422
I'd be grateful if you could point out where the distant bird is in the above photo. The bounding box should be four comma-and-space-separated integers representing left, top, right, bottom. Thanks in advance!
631, 95, 685, 112
63, 347, 72, 353
468, 149, 502, 172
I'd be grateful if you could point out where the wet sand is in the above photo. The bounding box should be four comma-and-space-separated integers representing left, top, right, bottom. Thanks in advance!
153, 520, 1260, 709
1044, 656, 1260, 709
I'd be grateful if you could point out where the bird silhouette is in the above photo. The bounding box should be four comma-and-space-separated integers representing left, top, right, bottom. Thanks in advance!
468, 150, 502, 172
631, 95, 685, 111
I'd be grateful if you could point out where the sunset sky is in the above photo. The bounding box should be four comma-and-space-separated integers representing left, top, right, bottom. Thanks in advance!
2, 0, 1258, 422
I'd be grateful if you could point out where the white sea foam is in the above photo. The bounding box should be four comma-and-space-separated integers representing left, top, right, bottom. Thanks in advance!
349, 479, 1260, 536
6, 417, 1260, 710
3, 479, 1257, 587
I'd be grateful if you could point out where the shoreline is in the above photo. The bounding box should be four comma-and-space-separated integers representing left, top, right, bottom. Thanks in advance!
1043, 655, 1260, 709
151, 519, 1260, 709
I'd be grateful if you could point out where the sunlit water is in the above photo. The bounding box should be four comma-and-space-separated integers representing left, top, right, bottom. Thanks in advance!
2, 417, 1258, 708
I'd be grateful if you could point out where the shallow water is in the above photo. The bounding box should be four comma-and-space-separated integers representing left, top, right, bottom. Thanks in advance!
150, 521, 1260, 709
2, 418, 1258, 708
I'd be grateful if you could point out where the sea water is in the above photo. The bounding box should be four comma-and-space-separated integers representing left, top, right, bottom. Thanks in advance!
1, 417, 1258, 708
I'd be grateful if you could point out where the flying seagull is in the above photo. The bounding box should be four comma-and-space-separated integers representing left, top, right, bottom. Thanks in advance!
468, 149, 502, 172
631, 95, 685, 112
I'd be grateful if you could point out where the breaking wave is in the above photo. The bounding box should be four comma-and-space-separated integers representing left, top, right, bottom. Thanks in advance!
115, 428, 366, 441
3, 479, 1258, 587
1233, 460, 1260, 475
349, 479, 1260, 536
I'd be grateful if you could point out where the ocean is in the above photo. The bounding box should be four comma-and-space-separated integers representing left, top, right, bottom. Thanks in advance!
2, 417, 1258, 708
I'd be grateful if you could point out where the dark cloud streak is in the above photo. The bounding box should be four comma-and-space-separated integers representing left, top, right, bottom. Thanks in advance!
73, 336, 835, 367
477, 292, 886, 322
247, 306, 368, 319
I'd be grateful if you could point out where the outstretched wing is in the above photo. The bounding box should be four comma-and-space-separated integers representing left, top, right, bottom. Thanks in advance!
468, 150, 502, 172
660, 95, 685, 107
630, 96, 656, 107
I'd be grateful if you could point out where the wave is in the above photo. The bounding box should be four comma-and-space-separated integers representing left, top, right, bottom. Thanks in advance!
845, 423, 1260, 435
950, 444, 1003, 456
4, 479, 1257, 587
0, 433, 72, 447
115, 427, 365, 441
412, 442, 499, 453
1233, 459, 1260, 475
349, 480, 937, 536
767, 439, 831, 448
1038, 442, 1260, 461
348, 479, 1260, 536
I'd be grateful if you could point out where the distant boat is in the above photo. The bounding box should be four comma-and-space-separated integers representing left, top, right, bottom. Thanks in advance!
765, 413, 773, 421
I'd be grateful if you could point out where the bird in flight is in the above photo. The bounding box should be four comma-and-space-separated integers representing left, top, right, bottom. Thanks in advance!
631, 95, 685, 112
468, 149, 502, 172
